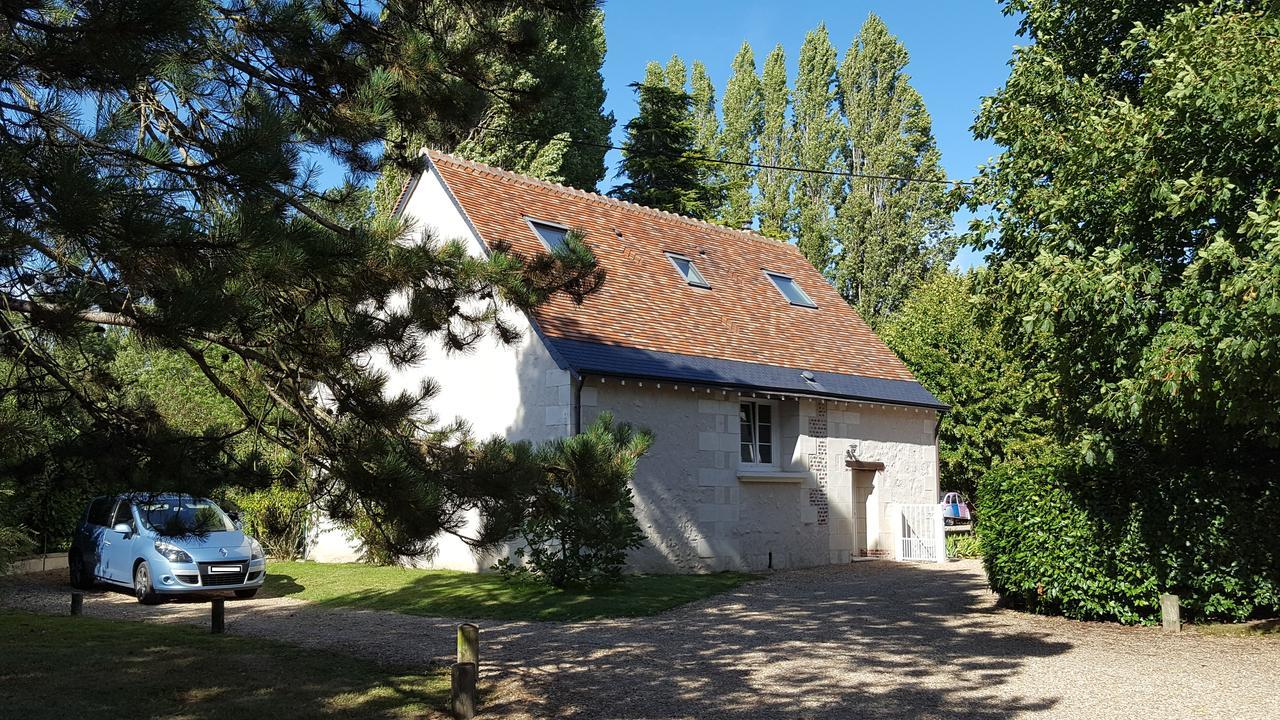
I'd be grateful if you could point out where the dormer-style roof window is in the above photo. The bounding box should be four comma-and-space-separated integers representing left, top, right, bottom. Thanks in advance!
666, 253, 710, 289
765, 271, 816, 308
526, 218, 571, 252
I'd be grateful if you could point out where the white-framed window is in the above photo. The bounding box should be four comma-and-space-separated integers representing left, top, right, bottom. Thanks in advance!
525, 217, 572, 252
764, 271, 817, 308
665, 252, 710, 288
739, 400, 779, 468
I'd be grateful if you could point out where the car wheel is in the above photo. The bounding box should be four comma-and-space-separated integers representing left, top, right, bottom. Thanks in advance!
69, 551, 94, 590
133, 561, 161, 605
234, 588, 258, 599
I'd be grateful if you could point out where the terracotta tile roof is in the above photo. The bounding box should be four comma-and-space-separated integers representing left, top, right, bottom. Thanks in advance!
424, 150, 919, 385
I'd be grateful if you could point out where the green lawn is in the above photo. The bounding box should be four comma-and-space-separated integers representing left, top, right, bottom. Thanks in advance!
0, 610, 450, 719
262, 561, 757, 622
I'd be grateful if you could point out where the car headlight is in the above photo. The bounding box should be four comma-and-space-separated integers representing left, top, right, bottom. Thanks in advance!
154, 541, 194, 564
250, 539, 264, 561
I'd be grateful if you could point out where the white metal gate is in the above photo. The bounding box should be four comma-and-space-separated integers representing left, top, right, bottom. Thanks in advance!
894, 503, 946, 563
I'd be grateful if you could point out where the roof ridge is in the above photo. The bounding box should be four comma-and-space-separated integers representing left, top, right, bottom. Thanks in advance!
424, 148, 798, 250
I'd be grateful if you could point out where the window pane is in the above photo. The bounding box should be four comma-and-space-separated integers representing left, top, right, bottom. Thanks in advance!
741, 443, 755, 463
767, 273, 816, 307
88, 498, 112, 526
111, 502, 132, 527
530, 221, 569, 252
757, 404, 772, 425
759, 443, 772, 465
669, 254, 710, 287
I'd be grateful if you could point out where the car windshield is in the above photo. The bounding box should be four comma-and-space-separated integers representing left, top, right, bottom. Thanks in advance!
137, 497, 234, 536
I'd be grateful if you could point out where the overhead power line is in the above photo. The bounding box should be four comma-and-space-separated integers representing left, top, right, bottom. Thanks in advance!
474, 124, 974, 187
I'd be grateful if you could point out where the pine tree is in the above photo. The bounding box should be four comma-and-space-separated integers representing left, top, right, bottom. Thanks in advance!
456, 9, 615, 190
720, 43, 764, 230
1, 0, 605, 557
756, 45, 793, 240
791, 24, 841, 270
373, 5, 613, 215
834, 14, 956, 323
609, 79, 716, 219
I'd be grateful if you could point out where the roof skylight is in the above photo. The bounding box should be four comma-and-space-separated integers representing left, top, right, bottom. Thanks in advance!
765, 271, 817, 308
666, 253, 711, 288
526, 218, 571, 252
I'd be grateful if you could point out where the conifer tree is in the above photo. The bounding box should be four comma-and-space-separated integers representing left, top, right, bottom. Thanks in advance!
456, 9, 615, 190
610, 78, 715, 219
373, 5, 613, 213
756, 45, 793, 240
720, 42, 764, 230
833, 14, 956, 322
1, 0, 604, 557
791, 24, 841, 270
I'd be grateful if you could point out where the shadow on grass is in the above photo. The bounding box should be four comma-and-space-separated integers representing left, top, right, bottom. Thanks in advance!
0, 610, 449, 720
261, 562, 756, 621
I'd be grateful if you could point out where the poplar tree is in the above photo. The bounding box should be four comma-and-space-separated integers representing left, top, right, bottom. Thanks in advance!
663, 55, 689, 94
690, 61, 726, 218
833, 14, 956, 322
791, 25, 840, 268
756, 45, 793, 240
720, 42, 764, 230
1, 0, 604, 556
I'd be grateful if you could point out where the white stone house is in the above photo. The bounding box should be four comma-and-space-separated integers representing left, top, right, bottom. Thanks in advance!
306, 150, 946, 573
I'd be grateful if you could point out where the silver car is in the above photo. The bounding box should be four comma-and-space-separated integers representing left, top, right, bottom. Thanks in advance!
69, 494, 266, 604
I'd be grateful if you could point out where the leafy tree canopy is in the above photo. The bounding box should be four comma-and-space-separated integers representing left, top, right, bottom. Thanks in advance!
1, 0, 605, 557
973, 0, 1280, 460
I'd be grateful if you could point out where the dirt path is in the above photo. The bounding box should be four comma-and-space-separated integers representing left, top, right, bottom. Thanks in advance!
4, 560, 1277, 719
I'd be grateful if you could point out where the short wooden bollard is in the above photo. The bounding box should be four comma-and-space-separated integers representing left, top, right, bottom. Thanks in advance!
451, 623, 480, 719
211, 599, 226, 634
451, 662, 478, 719
1160, 593, 1181, 633
457, 623, 479, 665
70, 592, 83, 616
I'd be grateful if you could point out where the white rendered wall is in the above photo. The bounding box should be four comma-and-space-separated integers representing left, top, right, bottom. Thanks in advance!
304, 166, 571, 569
584, 382, 939, 573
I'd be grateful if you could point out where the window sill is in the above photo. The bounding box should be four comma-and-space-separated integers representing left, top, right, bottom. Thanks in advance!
737, 470, 807, 484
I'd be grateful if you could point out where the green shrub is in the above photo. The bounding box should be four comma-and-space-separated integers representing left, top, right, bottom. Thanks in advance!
946, 531, 982, 559
0, 523, 34, 572
978, 451, 1280, 625
495, 413, 653, 589
224, 483, 309, 560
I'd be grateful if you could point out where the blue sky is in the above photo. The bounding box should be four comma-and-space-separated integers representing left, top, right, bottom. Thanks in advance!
596, 1, 1025, 269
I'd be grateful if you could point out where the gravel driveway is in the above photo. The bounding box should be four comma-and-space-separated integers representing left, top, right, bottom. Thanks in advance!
4, 560, 1277, 719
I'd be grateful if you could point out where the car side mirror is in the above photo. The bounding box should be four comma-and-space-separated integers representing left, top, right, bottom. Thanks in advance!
226, 511, 243, 530
112, 522, 132, 536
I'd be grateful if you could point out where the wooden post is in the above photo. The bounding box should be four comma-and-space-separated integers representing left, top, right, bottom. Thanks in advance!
456, 623, 479, 665
451, 623, 479, 719
450, 662, 477, 719
211, 598, 225, 634
1160, 594, 1181, 633
70, 592, 83, 616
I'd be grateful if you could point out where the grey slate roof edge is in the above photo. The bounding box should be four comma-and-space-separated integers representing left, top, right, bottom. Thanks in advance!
548, 338, 949, 411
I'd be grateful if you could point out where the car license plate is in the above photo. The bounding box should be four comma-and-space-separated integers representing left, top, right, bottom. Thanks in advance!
210, 566, 241, 573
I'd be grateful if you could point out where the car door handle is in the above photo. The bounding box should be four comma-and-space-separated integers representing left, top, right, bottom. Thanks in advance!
103, 540, 111, 547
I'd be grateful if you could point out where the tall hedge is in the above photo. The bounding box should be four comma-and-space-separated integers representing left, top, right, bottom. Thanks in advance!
979, 452, 1280, 625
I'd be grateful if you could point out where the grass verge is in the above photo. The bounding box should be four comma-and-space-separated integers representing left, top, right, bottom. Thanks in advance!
263, 561, 757, 621
0, 610, 449, 719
